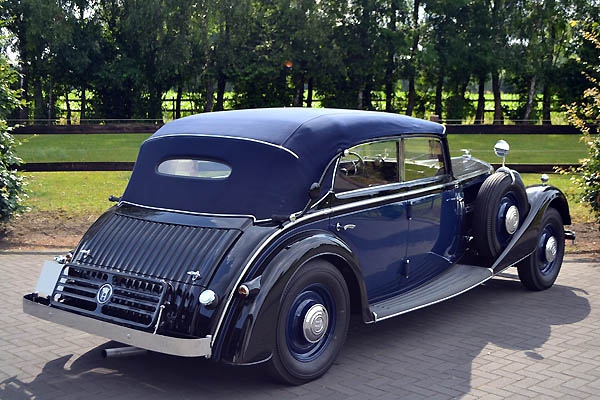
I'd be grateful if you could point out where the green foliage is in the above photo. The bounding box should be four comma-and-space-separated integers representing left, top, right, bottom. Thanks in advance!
0, 120, 28, 223
565, 19, 600, 225
0, 57, 22, 119
0, 31, 27, 223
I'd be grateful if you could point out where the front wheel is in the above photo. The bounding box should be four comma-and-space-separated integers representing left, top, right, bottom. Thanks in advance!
517, 207, 565, 291
269, 260, 350, 385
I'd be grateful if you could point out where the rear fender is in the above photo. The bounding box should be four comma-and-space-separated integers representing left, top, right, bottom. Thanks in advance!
219, 231, 369, 365
491, 185, 571, 273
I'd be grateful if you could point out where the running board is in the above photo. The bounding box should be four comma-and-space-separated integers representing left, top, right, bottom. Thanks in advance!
370, 264, 493, 322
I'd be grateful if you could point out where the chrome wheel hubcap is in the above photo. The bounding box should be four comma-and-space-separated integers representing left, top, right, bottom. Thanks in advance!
504, 205, 520, 235
303, 304, 329, 343
545, 236, 557, 263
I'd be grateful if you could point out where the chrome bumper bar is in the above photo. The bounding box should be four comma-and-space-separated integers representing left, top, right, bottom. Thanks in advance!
23, 295, 212, 358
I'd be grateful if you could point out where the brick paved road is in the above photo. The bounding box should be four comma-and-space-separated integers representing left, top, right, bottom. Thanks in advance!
1, 253, 599, 399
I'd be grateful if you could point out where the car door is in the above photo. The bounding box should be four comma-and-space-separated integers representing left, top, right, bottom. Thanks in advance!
330, 136, 460, 303
329, 139, 409, 303
402, 137, 460, 290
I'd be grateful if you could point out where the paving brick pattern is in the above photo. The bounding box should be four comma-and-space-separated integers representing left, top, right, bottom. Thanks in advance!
1, 253, 599, 399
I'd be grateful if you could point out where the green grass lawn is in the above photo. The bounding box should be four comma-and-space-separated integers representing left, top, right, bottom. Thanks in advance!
24, 171, 132, 216
14, 134, 150, 163
447, 134, 587, 164
15, 133, 588, 165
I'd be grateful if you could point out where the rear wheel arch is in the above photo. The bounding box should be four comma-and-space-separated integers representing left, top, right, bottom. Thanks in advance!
220, 233, 369, 365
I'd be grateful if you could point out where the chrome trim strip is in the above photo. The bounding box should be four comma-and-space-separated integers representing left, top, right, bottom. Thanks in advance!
335, 177, 445, 199
332, 182, 447, 213
373, 268, 494, 322
147, 134, 299, 159
119, 201, 271, 224
23, 297, 212, 358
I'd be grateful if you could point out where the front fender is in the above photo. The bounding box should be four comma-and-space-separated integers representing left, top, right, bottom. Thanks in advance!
491, 184, 571, 273
219, 231, 368, 365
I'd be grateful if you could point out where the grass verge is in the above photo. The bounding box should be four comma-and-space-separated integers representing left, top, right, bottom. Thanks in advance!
15, 134, 150, 163
447, 134, 587, 164
23, 171, 132, 216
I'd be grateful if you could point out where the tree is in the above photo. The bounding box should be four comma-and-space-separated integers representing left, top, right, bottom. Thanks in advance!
506, 0, 592, 123
319, 0, 389, 109
565, 19, 600, 225
2, 0, 63, 120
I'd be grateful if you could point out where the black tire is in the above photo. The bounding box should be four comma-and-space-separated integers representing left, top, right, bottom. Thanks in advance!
517, 208, 564, 291
269, 259, 350, 385
473, 171, 529, 260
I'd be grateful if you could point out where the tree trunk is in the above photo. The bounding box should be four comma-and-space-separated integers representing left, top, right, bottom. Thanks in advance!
33, 78, 44, 120
365, 83, 373, 110
492, 70, 504, 125
293, 74, 304, 107
203, 77, 213, 112
175, 86, 183, 119
407, 77, 416, 117
385, 79, 394, 112
20, 68, 29, 121
306, 77, 314, 108
475, 76, 486, 124
357, 80, 365, 110
523, 75, 536, 123
406, 0, 421, 116
385, 1, 397, 113
65, 91, 72, 125
215, 73, 226, 111
542, 83, 551, 125
80, 88, 86, 121
48, 78, 54, 121
148, 88, 162, 120
435, 71, 443, 118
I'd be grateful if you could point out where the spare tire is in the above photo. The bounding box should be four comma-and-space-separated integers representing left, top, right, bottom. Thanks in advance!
473, 171, 529, 260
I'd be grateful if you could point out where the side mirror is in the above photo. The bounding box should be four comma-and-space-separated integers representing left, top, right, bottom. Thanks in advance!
494, 140, 510, 166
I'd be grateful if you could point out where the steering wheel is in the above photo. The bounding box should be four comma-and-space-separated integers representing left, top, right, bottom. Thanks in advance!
343, 151, 364, 176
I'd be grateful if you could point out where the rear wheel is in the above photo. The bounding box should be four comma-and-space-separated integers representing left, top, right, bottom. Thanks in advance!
517, 208, 564, 291
269, 260, 350, 385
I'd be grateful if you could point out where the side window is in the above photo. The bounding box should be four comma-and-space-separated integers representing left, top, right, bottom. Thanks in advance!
402, 137, 446, 181
334, 140, 399, 193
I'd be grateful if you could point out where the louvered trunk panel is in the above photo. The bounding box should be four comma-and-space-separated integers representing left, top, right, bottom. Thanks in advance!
73, 213, 241, 284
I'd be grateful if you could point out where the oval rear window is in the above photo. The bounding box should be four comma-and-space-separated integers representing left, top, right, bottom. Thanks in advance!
157, 159, 232, 179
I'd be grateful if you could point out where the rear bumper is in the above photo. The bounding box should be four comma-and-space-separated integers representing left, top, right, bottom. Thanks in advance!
23, 294, 212, 358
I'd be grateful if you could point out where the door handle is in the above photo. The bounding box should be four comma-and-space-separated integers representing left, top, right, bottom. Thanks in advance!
336, 223, 356, 232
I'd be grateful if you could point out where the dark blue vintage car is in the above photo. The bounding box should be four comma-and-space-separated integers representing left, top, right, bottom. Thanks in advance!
24, 108, 573, 384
